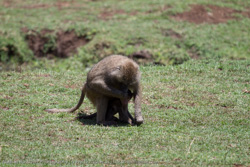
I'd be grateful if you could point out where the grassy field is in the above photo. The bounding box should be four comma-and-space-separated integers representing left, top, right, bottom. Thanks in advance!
0, 0, 250, 166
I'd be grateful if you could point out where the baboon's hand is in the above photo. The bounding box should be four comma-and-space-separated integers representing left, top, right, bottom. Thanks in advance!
122, 90, 132, 100
127, 90, 133, 100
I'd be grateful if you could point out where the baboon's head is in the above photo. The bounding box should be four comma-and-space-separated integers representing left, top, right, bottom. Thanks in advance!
111, 61, 140, 86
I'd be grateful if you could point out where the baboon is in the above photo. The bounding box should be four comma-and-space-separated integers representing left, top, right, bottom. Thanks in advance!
80, 90, 135, 125
45, 55, 143, 125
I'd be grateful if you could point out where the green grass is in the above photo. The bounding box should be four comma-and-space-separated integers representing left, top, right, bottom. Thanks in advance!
0, 0, 250, 166
0, 0, 250, 67
1, 60, 250, 166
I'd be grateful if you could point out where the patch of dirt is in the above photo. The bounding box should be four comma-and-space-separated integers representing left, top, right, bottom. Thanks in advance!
129, 50, 153, 64
172, 4, 243, 24
233, 164, 244, 167
23, 28, 90, 58
21, 4, 51, 9
56, 31, 89, 57
99, 5, 171, 20
3, 0, 85, 10
54, 1, 73, 9
242, 8, 250, 18
99, 9, 138, 20
2, 0, 11, 7
130, 50, 152, 60
243, 89, 250, 94
1, 107, 9, 111
161, 28, 182, 39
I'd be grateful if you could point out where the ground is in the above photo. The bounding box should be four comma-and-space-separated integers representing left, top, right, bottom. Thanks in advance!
0, 0, 250, 166
0, 1, 250, 66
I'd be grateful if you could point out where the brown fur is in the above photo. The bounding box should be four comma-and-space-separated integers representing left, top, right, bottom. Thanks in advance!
45, 55, 143, 125
81, 90, 135, 125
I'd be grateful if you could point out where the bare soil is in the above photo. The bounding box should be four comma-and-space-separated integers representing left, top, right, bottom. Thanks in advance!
21, 4, 51, 9
242, 8, 250, 18
161, 29, 182, 39
129, 50, 153, 64
99, 9, 138, 20
172, 4, 249, 24
23, 29, 90, 58
2, 0, 85, 10
99, 5, 171, 20
130, 50, 152, 60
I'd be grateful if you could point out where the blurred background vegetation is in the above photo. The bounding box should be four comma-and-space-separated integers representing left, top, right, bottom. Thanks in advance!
0, 0, 249, 71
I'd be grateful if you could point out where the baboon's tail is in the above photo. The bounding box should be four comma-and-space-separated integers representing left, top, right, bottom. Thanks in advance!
45, 84, 86, 113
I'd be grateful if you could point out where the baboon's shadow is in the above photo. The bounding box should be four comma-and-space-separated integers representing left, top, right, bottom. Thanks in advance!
76, 112, 132, 127
76, 113, 96, 125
